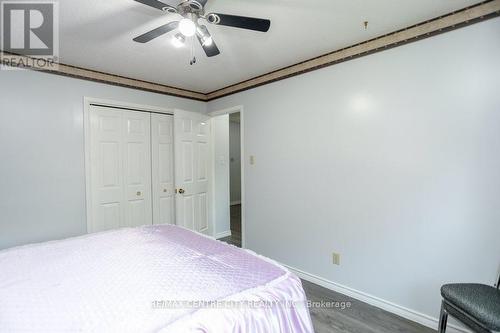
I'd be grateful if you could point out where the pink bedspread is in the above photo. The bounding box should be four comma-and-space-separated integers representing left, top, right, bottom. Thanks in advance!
0, 225, 313, 332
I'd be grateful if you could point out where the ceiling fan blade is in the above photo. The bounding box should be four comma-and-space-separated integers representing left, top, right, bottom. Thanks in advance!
206, 13, 270, 32
196, 25, 220, 57
134, 0, 176, 11
133, 21, 179, 43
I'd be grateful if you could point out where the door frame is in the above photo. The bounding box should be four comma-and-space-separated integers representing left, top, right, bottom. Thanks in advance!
208, 105, 246, 248
83, 97, 173, 233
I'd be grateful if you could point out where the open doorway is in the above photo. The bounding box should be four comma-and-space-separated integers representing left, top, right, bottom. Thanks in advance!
211, 107, 244, 248
227, 112, 241, 246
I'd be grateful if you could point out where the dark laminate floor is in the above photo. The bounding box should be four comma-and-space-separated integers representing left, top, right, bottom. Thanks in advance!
230, 204, 241, 233
220, 232, 241, 248
219, 205, 434, 333
302, 280, 435, 333
220, 204, 242, 247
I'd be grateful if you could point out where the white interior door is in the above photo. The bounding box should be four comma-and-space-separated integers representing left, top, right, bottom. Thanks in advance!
88, 105, 152, 232
151, 113, 175, 225
174, 110, 211, 234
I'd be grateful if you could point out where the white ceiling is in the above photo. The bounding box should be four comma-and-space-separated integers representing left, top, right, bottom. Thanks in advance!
60, 0, 482, 93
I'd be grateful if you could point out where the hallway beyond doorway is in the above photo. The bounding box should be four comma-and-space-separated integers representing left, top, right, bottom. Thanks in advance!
220, 204, 241, 247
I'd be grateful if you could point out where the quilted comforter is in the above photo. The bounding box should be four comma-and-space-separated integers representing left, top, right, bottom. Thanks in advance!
0, 225, 313, 332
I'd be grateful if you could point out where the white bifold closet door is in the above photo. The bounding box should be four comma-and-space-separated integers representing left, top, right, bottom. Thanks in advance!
88, 106, 209, 234
174, 110, 211, 235
89, 105, 152, 232
151, 113, 175, 225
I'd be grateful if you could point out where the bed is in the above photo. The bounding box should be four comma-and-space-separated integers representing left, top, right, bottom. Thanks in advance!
0, 225, 313, 332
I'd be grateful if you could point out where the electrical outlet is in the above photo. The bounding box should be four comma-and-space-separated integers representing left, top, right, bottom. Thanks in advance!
332, 252, 341, 265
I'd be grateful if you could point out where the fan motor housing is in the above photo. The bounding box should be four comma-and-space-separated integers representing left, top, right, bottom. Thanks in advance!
188, 0, 203, 10
178, 0, 206, 16
180, 0, 203, 12
163, 6, 177, 13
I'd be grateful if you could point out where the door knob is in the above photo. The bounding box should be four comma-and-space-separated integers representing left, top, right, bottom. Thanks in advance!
178, 189, 185, 194
163, 189, 167, 193
136, 191, 142, 196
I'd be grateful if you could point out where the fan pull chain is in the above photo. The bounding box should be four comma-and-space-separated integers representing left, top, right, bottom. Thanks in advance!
189, 36, 197, 66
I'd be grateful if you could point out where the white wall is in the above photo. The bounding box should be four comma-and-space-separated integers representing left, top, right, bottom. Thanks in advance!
0, 69, 205, 250
212, 114, 231, 237
208, 18, 500, 325
229, 120, 241, 204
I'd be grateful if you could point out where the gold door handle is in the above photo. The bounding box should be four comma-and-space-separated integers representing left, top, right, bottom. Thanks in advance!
136, 191, 142, 196
178, 189, 185, 194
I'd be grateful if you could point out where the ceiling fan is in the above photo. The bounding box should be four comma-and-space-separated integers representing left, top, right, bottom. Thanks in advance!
133, 0, 271, 62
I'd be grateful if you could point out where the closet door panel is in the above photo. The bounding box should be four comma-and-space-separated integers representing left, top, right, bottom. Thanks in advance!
89, 107, 124, 232
88, 106, 153, 232
123, 111, 152, 228
152, 113, 175, 225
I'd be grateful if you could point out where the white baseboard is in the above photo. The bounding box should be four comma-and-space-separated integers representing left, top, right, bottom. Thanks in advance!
284, 264, 470, 333
215, 230, 232, 239
230, 201, 241, 206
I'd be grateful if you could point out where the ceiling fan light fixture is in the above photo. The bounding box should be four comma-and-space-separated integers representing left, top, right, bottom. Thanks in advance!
172, 33, 185, 48
179, 18, 196, 37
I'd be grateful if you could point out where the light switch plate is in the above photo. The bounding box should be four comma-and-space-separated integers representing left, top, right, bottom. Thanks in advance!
332, 252, 341, 265
249, 155, 255, 165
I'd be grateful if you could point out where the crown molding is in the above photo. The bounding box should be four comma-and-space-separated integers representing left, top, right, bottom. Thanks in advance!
206, 0, 500, 101
0, 52, 207, 101
2, 0, 499, 102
